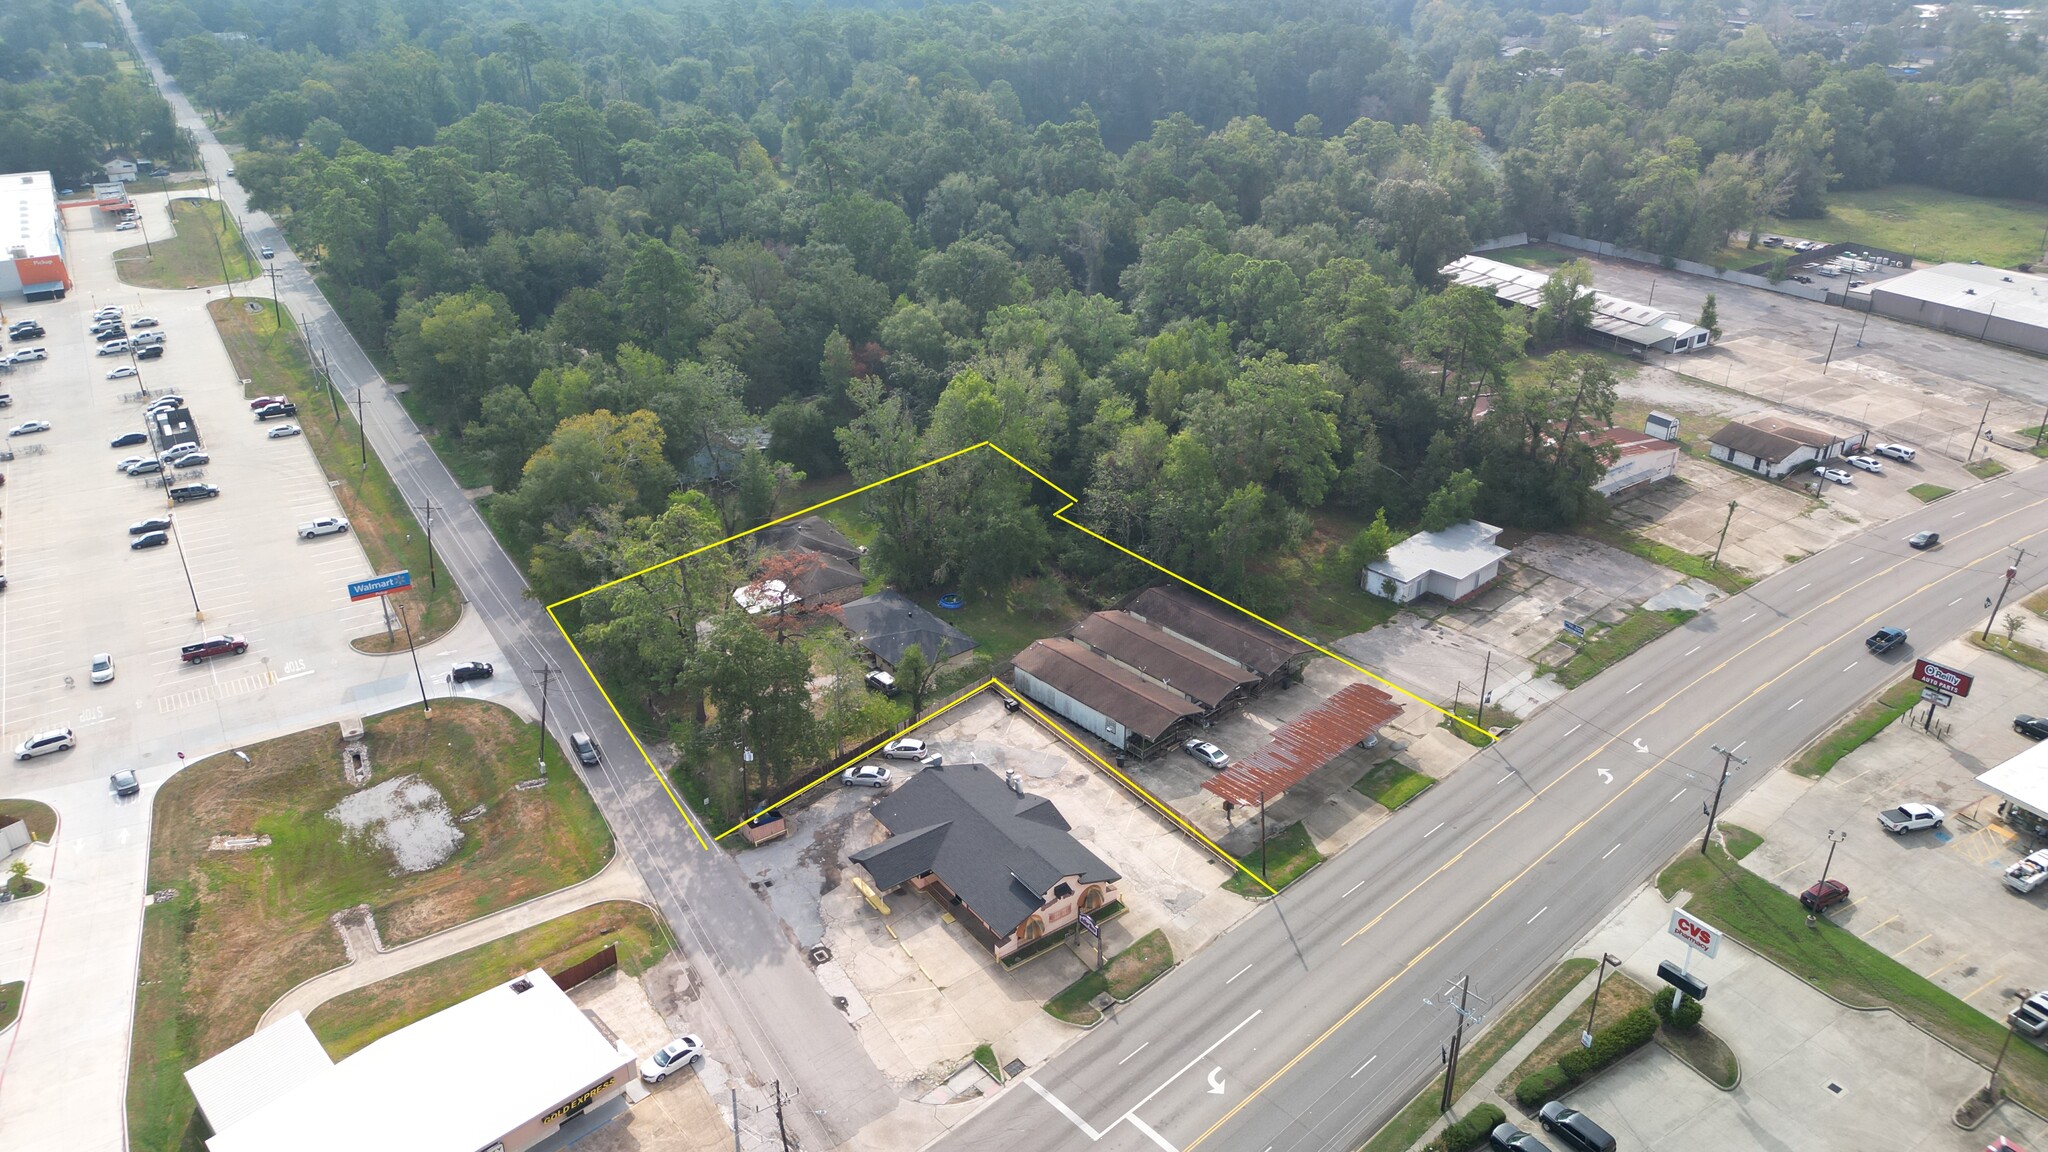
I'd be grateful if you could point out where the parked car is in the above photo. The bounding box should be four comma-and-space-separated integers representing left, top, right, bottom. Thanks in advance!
254, 401, 297, 420
297, 516, 351, 538
169, 451, 208, 467
863, 668, 897, 695
131, 331, 164, 347
111, 432, 148, 448
131, 316, 159, 328
97, 341, 128, 355
115, 456, 150, 472
109, 770, 140, 797
1183, 738, 1230, 769
1846, 455, 1884, 473
2016, 715, 2048, 741
136, 345, 163, 360
1909, 531, 1940, 550
114, 220, 137, 231
2010, 993, 2048, 1037
167, 483, 219, 502
125, 459, 163, 477
107, 366, 138, 380
94, 306, 124, 320
8, 347, 44, 361
570, 731, 599, 766
161, 442, 204, 462
179, 635, 247, 663
2006, 850, 2048, 893
450, 660, 493, 683
1877, 803, 1945, 833
1489, 1123, 1556, 1152
129, 517, 171, 535
841, 763, 891, 788
248, 395, 288, 410
130, 531, 169, 550
1875, 443, 1917, 462
881, 738, 927, 760
266, 423, 302, 439
9, 325, 44, 341
1817, 467, 1853, 485
1538, 1102, 1616, 1152
89, 653, 115, 684
8, 420, 49, 436
1800, 878, 1850, 911
146, 393, 185, 411
639, 1035, 703, 1083
14, 727, 75, 759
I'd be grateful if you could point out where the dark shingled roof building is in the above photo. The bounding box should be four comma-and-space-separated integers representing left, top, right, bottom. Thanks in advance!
754, 514, 865, 564
851, 761, 1119, 957
838, 589, 977, 669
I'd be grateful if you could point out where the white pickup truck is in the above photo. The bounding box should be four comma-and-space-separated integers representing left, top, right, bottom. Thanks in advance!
2005, 849, 2048, 893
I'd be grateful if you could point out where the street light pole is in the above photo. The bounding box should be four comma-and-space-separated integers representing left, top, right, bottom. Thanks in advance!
167, 514, 202, 621
397, 598, 431, 719
1820, 828, 1847, 885
1983, 548, 2026, 642
533, 665, 560, 774
411, 498, 440, 588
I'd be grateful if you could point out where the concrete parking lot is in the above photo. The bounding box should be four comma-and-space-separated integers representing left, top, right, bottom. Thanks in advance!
572, 962, 734, 1152
1725, 635, 2048, 1021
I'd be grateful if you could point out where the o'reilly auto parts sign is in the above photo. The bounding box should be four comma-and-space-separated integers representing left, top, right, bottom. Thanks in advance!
1912, 658, 1973, 698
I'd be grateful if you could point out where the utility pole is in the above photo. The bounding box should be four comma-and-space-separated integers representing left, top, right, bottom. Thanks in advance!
1966, 399, 1991, 463
1259, 787, 1268, 879
1711, 500, 1737, 568
2036, 402, 2048, 450
411, 498, 440, 588
1429, 975, 1487, 1114
1475, 650, 1493, 731
1984, 548, 2026, 641
356, 385, 369, 468
1702, 743, 1749, 855
773, 1081, 792, 1152
732, 1088, 741, 1152
397, 599, 431, 718
268, 259, 281, 330
533, 665, 560, 774
1991, 991, 2030, 1099
1820, 323, 1840, 374
1854, 308, 1871, 347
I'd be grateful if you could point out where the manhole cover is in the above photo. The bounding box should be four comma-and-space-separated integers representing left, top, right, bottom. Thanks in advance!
808, 945, 833, 965
1004, 1059, 1026, 1078
833, 996, 849, 1010
1090, 992, 1116, 1013
1827, 1082, 1843, 1094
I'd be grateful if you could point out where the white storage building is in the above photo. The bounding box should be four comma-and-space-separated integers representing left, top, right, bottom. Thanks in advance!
1362, 520, 1510, 604
1441, 254, 1714, 353
1865, 262, 2048, 357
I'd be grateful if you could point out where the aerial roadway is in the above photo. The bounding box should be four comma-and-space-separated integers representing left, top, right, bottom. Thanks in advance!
937, 466, 2048, 1152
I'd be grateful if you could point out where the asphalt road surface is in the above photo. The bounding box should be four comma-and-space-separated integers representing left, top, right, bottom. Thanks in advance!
111, 7, 893, 1146
938, 471, 2048, 1152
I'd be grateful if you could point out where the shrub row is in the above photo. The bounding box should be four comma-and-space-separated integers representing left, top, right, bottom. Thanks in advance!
1515, 1006, 1661, 1107
1428, 1102, 1506, 1152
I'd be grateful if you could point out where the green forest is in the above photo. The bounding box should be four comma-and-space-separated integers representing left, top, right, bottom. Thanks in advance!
36, 0, 2043, 809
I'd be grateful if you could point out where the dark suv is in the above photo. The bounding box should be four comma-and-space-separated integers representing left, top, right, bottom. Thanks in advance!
570, 731, 599, 766
1538, 1102, 1616, 1152
180, 635, 248, 663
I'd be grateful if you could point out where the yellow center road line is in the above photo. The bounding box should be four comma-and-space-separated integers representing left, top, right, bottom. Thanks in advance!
1187, 510, 2048, 1150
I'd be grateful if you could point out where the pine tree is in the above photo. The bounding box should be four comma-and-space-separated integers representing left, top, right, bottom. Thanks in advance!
1697, 294, 1722, 342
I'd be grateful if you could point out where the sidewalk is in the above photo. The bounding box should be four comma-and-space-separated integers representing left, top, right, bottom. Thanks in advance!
260, 849, 650, 1029
1417, 965, 1607, 1145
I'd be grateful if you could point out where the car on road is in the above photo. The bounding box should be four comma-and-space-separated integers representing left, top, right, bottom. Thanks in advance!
882, 737, 927, 760
260, 245, 274, 259
841, 763, 891, 788
267, 423, 301, 438
1878, 803, 1944, 833
179, 635, 247, 663
1489, 1122, 1556, 1152
255, 401, 297, 420
129, 517, 171, 535
1538, 1102, 1616, 1152
14, 727, 75, 760
1846, 455, 1884, 472
111, 431, 149, 449
1817, 467, 1853, 485
2017, 716, 2048, 740
136, 345, 164, 360
226, 168, 235, 177
89, 653, 115, 684
1800, 878, 1851, 911
1909, 531, 1940, 549
450, 660, 493, 682
107, 366, 138, 380
570, 731, 599, 766
8, 347, 44, 361
297, 516, 351, 538
2010, 992, 2048, 1037
1866, 626, 1908, 654
132, 316, 159, 328
8, 420, 49, 436
1183, 738, 1230, 769
130, 531, 169, 549
639, 1035, 703, 1083
109, 770, 140, 797
1876, 443, 1917, 462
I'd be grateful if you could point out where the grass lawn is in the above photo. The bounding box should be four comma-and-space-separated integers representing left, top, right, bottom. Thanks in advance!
1045, 929, 1175, 1025
2023, 585, 2048, 617
911, 575, 1086, 668
1908, 483, 1953, 503
1577, 520, 1752, 593
1359, 958, 1597, 1152
2012, 427, 2048, 459
0, 979, 19, 1032
1974, 633, 2048, 676
1354, 759, 1435, 810
116, 198, 259, 289
973, 1042, 1002, 1081
307, 901, 669, 1058
1966, 458, 2008, 480
1506, 973, 1654, 1086
1555, 608, 1695, 688
1787, 680, 1923, 777
1657, 1021, 1739, 1088
0, 798, 56, 843
126, 699, 613, 1152
1223, 821, 1321, 896
210, 300, 461, 648
1273, 511, 1401, 646
1719, 823, 1763, 860
1441, 702, 1510, 746
1659, 842, 2048, 1115
1485, 245, 1579, 270
1763, 184, 2048, 269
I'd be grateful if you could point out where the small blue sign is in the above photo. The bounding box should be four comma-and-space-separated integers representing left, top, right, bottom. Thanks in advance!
348, 570, 413, 601
1563, 620, 1586, 638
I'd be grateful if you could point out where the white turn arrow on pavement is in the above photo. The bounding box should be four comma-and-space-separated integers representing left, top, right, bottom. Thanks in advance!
1632, 739, 1651, 755
1597, 767, 1614, 784
1207, 1067, 1226, 1094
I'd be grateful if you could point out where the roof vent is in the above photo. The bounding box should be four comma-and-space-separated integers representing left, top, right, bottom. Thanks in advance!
510, 977, 533, 993
1005, 770, 1023, 795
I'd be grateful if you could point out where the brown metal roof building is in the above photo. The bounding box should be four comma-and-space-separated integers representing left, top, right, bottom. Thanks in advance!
1071, 612, 1260, 710
1124, 586, 1311, 681
1012, 637, 1202, 753
1204, 682, 1404, 807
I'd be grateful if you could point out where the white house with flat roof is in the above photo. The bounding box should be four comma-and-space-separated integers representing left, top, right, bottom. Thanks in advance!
1362, 520, 1510, 604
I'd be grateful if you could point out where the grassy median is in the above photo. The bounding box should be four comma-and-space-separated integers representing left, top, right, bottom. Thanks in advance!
116, 198, 259, 289
1788, 680, 1922, 777
1224, 822, 1321, 895
1555, 608, 1695, 688
0, 799, 56, 843
1045, 929, 1175, 1025
1354, 759, 1435, 810
210, 299, 460, 648
126, 700, 611, 1152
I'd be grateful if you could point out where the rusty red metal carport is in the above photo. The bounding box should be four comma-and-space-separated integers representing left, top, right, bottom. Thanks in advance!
1202, 682, 1403, 807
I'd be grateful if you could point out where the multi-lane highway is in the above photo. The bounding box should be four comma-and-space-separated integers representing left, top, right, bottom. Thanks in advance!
938, 469, 2048, 1152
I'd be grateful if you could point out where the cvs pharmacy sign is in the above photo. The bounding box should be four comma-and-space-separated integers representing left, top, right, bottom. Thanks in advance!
1668, 909, 1721, 959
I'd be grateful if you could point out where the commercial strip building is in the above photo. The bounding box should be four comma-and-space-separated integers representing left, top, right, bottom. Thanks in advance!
185, 971, 638, 1152
1977, 739, 2048, 840
1584, 426, 1681, 496
1362, 520, 1510, 605
1864, 262, 2048, 357
0, 171, 71, 302
1440, 254, 1714, 354
1707, 416, 1865, 480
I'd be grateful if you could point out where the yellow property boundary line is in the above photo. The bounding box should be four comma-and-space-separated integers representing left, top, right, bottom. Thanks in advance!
541, 441, 1492, 876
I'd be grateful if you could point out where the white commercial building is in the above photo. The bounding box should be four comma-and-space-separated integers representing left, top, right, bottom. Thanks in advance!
1865, 262, 2048, 357
186, 970, 637, 1152
1978, 738, 2048, 840
1441, 254, 1714, 353
0, 171, 72, 301
1362, 520, 1510, 604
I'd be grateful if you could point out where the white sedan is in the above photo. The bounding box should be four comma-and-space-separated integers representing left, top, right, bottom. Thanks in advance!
840, 763, 891, 788
1877, 802, 1944, 833
1183, 738, 1230, 768
266, 423, 302, 439
107, 366, 138, 380
8, 420, 50, 436
89, 653, 115, 684
639, 1035, 703, 1083
131, 316, 159, 328
1817, 468, 1853, 485
1845, 455, 1884, 473
297, 516, 351, 539
881, 737, 927, 760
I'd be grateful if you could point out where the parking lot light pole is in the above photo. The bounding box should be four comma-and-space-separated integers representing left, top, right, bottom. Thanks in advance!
1583, 952, 1623, 1048
397, 599, 431, 719
167, 514, 202, 621
1820, 829, 1846, 886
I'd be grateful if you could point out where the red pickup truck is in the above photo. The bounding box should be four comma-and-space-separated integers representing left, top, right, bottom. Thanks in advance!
180, 635, 247, 663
